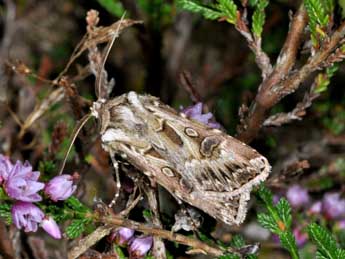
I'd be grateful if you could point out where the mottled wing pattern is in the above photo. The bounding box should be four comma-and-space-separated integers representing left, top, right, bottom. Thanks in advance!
96, 92, 271, 225
139, 95, 270, 224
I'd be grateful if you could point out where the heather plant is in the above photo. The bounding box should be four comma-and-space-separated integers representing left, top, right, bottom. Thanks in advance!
1, 0, 345, 258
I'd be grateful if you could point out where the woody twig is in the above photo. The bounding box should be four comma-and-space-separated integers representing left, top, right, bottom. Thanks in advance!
236, 5, 345, 143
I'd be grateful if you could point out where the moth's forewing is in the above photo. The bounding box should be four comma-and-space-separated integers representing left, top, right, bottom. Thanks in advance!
96, 92, 271, 225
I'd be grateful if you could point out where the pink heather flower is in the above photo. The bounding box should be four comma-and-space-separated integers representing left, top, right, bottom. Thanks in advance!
322, 193, 345, 220
286, 185, 310, 209
11, 202, 44, 232
335, 220, 345, 230
114, 227, 135, 245
41, 216, 62, 239
308, 201, 322, 215
293, 227, 308, 247
44, 175, 77, 201
5, 161, 44, 202
0, 154, 13, 183
128, 236, 153, 259
181, 103, 221, 129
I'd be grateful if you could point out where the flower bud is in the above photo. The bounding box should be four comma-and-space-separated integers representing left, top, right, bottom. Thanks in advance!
41, 216, 62, 239
44, 175, 77, 201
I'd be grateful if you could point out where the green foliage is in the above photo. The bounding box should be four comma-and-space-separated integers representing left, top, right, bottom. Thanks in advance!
0, 187, 8, 200
257, 186, 345, 258
178, 0, 223, 20
252, 0, 269, 37
307, 223, 345, 259
64, 197, 93, 238
314, 64, 339, 94
217, 235, 258, 259
340, 0, 345, 17
66, 218, 91, 239
323, 110, 345, 135
138, 0, 175, 28
38, 160, 56, 179
306, 175, 334, 191
257, 185, 299, 259
276, 198, 292, 228
97, 0, 125, 17
114, 246, 127, 259
178, 0, 237, 24
304, 0, 329, 45
322, 0, 335, 14
0, 203, 12, 224
216, 0, 238, 24
143, 209, 153, 220
65, 196, 90, 213
218, 254, 241, 259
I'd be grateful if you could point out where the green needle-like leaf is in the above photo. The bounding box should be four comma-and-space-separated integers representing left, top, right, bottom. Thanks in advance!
307, 223, 339, 259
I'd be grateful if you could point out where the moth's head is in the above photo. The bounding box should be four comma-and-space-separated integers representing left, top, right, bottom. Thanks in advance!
90, 98, 107, 119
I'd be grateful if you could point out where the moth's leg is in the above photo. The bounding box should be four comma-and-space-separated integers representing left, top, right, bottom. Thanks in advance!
108, 150, 121, 208
170, 193, 201, 232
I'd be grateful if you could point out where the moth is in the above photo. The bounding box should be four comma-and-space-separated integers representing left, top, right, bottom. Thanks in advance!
90, 92, 271, 225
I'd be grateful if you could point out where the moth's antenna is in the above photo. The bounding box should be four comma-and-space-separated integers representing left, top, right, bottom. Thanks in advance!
58, 15, 126, 175
58, 113, 92, 175
95, 12, 126, 99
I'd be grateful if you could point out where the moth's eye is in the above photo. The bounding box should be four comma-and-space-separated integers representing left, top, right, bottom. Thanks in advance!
184, 127, 199, 137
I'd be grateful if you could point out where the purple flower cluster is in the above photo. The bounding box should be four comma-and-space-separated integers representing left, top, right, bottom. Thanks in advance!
286, 185, 345, 220
0, 155, 44, 202
111, 227, 153, 258
181, 102, 221, 129
283, 184, 345, 247
0, 155, 77, 239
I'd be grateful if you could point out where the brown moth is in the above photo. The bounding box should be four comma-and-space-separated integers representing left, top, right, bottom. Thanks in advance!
90, 92, 271, 225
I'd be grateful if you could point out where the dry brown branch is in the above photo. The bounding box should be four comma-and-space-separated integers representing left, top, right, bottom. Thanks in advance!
15, 15, 141, 137
18, 87, 64, 138
268, 160, 310, 188
55, 17, 143, 82
235, 11, 272, 79
98, 215, 227, 257
263, 80, 320, 127
322, 44, 345, 66
236, 5, 345, 143
179, 71, 202, 103
0, 222, 14, 259
144, 184, 167, 259
0, 0, 16, 103
68, 225, 114, 259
